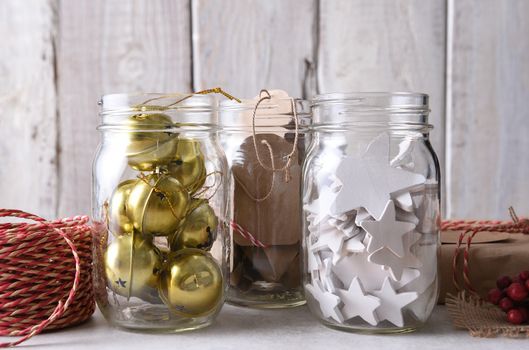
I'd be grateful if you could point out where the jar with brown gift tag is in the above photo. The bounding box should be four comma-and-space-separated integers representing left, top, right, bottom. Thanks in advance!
219, 90, 312, 308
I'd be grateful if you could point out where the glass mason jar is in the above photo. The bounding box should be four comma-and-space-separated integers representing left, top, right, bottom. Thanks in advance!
303, 92, 440, 333
219, 90, 312, 308
92, 93, 228, 332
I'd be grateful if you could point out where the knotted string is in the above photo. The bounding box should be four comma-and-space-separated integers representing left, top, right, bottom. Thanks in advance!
241, 89, 299, 202
441, 207, 529, 298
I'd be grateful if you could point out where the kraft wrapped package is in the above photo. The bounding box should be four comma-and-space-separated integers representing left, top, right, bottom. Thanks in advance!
439, 231, 529, 304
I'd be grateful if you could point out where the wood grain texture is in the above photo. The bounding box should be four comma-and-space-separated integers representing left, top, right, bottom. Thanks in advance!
0, 0, 58, 218
446, 0, 529, 219
57, 0, 192, 217
318, 0, 447, 170
192, 0, 316, 98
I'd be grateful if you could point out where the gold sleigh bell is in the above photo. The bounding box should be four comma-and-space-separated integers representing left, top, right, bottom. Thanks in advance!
125, 113, 177, 171
158, 248, 223, 317
165, 138, 207, 194
127, 173, 189, 237
107, 179, 136, 236
124, 113, 208, 187
104, 234, 162, 300
170, 199, 218, 251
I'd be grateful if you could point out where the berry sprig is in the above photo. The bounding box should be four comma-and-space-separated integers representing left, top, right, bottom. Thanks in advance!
488, 271, 529, 325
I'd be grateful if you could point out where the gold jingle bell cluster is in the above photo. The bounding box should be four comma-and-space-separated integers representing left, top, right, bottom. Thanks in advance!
104, 111, 223, 318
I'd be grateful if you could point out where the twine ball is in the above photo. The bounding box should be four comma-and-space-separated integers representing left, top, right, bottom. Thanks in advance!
0, 209, 95, 347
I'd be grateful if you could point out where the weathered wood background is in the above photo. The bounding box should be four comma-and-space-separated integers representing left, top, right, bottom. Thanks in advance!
0, 0, 528, 220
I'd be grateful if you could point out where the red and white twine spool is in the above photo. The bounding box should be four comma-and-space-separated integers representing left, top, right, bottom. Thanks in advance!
0, 209, 95, 347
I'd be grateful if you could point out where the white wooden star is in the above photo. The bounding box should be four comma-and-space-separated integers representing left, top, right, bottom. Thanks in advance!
328, 233, 366, 266
311, 229, 346, 255
360, 200, 416, 257
321, 258, 343, 292
308, 215, 336, 238
342, 234, 366, 253
390, 138, 414, 168
372, 277, 418, 327
337, 277, 381, 326
329, 213, 362, 238
304, 189, 339, 225
331, 133, 425, 220
394, 192, 414, 212
369, 247, 422, 281
319, 250, 334, 265
355, 208, 373, 226
307, 248, 323, 274
305, 280, 344, 323
333, 252, 388, 291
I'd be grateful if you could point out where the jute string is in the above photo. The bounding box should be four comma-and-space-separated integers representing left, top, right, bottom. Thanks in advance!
236, 89, 300, 203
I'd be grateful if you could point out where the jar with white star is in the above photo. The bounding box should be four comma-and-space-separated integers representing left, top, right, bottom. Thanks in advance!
302, 92, 440, 333
92, 92, 230, 332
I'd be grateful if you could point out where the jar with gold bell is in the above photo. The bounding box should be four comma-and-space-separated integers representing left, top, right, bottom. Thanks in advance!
92, 93, 228, 332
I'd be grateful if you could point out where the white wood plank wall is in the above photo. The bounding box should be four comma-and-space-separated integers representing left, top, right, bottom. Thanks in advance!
0, 0, 527, 220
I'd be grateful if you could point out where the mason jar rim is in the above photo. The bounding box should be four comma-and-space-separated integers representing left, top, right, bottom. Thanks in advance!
97, 92, 220, 131
219, 97, 310, 113
99, 92, 218, 115
310, 92, 432, 131
312, 92, 429, 112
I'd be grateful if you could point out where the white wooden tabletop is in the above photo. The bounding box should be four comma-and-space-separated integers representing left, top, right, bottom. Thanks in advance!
4, 305, 524, 350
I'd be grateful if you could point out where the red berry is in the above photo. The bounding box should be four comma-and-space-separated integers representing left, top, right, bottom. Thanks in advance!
499, 297, 514, 312
512, 276, 521, 284
507, 309, 525, 324
507, 283, 528, 301
519, 271, 529, 281
488, 288, 504, 304
519, 307, 529, 322
497, 275, 512, 290
525, 279, 529, 291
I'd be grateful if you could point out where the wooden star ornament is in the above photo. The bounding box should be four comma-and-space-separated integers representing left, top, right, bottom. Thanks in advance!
372, 277, 418, 327
310, 228, 346, 256
305, 280, 344, 323
331, 133, 425, 220
360, 200, 416, 257
369, 247, 422, 281
304, 188, 339, 225
337, 277, 381, 326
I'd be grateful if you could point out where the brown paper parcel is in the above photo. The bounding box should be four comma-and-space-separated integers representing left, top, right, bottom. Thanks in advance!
439, 231, 529, 304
